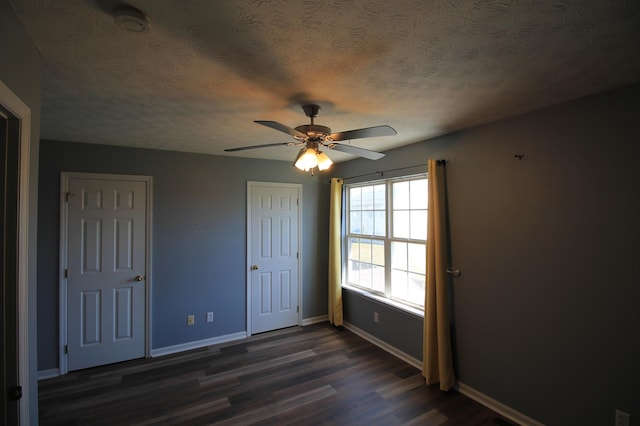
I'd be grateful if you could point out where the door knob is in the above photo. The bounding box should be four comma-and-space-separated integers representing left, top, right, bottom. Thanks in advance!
134, 275, 145, 281
251, 265, 259, 270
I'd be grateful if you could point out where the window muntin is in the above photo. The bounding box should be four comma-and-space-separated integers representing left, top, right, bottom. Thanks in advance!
344, 176, 427, 309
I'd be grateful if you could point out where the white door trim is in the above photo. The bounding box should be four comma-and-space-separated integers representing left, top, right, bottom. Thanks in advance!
59, 172, 153, 374
246, 181, 302, 336
0, 79, 32, 426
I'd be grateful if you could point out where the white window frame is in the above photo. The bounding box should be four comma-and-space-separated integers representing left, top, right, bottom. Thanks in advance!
342, 174, 427, 315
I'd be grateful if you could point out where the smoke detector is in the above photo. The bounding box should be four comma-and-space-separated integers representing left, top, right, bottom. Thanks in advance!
114, 6, 150, 33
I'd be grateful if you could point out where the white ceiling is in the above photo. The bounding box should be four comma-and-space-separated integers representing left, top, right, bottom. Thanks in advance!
9, 0, 640, 163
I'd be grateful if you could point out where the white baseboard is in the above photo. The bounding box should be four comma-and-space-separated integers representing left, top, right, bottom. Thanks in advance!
38, 368, 60, 381
150, 331, 247, 358
302, 315, 328, 326
456, 382, 544, 426
343, 321, 422, 369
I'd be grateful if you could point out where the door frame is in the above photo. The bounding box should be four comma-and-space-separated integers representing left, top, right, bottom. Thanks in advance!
59, 172, 153, 374
246, 181, 302, 336
0, 80, 31, 425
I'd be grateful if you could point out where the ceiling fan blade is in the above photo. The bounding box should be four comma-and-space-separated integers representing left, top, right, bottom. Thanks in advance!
224, 142, 294, 152
330, 143, 385, 160
329, 125, 397, 141
255, 120, 307, 139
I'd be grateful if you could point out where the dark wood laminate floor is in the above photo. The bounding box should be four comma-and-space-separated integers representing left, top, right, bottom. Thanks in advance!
39, 323, 516, 425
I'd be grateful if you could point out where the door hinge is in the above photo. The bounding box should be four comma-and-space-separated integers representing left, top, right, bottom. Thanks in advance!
297, 198, 299, 206
8, 385, 22, 401
297, 306, 299, 313
64, 344, 69, 354
296, 252, 299, 259
65, 192, 74, 202
64, 269, 68, 278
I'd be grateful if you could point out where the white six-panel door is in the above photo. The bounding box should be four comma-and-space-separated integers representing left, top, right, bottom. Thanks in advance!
64, 174, 149, 371
248, 182, 301, 334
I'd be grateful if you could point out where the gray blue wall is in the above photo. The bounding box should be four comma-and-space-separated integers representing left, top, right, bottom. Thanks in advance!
332, 84, 640, 426
1, 0, 43, 421
37, 141, 329, 369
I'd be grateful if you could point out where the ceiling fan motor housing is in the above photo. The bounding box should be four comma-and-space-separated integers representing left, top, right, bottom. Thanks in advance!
295, 124, 331, 140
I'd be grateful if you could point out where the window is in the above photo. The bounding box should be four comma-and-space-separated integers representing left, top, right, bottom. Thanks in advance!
344, 175, 427, 309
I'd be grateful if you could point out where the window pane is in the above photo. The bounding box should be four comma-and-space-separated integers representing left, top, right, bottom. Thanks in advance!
348, 260, 360, 285
374, 211, 385, 236
407, 273, 425, 304
349, 187, 361, 210
410, 179, 428, 209
350, 211, 361, 234
407, 243, 426, 274
372, 240, 385, 266
374, 184, 385, 209
348, 238, 360, 260
391, 269, 408, 300
359, 239, 372, 263
362, 186, 374, 210
393, 210, 410, 239
410, 210, 427, 240
391, 241, 407, 270
360, 263, 372, 289
361, 210, 374, 235
372, 265, 385, 292
393, 181, 409, 209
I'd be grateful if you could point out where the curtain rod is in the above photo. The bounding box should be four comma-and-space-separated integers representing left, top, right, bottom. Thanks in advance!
342, 160, 445, 182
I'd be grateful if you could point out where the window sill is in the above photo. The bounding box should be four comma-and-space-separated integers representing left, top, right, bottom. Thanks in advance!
341, 284, 424, 318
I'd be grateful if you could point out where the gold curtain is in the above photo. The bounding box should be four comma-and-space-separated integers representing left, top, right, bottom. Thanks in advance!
422, 159, 456, 390
328, 177, 344, 326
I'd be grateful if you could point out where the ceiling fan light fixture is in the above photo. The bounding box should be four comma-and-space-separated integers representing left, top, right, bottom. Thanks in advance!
292, 148, 305, 167
294, 147, 318, 171
316, 151, 333, 171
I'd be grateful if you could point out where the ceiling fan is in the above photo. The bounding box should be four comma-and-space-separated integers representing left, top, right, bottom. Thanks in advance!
224, 104, 396, 173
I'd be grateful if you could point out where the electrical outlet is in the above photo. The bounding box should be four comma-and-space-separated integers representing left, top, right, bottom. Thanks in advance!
206, 312, 214, 322
373, 312, 379, 323
616, 410, 630, 426
187, 315, 195, 326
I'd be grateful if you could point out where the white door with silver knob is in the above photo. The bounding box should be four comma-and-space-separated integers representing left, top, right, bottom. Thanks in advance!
248, 182, 301, 335
64, 173, 150, 371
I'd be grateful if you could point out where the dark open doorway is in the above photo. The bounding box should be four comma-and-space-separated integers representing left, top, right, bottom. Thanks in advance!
1, 105, 21, 425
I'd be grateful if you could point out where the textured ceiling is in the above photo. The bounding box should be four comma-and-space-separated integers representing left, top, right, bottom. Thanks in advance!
9, 0, 640, 163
